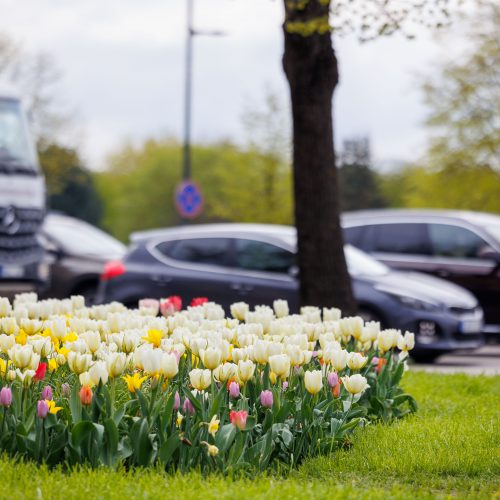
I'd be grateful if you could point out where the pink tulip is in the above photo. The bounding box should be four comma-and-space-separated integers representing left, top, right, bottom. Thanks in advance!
0, 387, 12, 407
138, 298, 160, 315
61, 383, 70, 397
37, 400, 49, 419
228, 381, 240, 399
41, 385, 53, 401
260, 390, 273, 408
282, 381, 289, 391
327, 372, 339, 388
173, 391, 180, 411
183, 397, 195, 415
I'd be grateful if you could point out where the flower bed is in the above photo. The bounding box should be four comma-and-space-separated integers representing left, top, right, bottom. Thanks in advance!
0, 294, 416, 472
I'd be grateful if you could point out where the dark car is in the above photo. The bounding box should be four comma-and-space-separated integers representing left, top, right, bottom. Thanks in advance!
39, 213, 126, 304
342, 209, 500, 339
96, 223, 484, 361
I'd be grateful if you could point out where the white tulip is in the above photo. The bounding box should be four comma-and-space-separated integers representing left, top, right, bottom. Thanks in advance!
237, 359, 255, 383
397, 331, 415, 352
342, 374, 369, 395
304, 370, 323, 394
106, 352, 127, 378
268, 354, 290, 378
273, 300, 289, 319
347, 352, 368, 371
89, 361, 109, 385
189, 368, 211, 391
67, 352, 92, 375
230, 302, 249, 321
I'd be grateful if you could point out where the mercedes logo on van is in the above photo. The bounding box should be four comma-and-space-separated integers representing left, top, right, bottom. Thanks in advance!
1, 206, 21, 235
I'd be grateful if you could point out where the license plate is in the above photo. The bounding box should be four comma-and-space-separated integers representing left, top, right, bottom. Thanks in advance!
0, 265, 24, 279
459, 318, 483, 334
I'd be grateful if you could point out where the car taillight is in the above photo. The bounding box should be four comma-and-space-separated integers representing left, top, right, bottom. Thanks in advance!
101, 260, 126, 280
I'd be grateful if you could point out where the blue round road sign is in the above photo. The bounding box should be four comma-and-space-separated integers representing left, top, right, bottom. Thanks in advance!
175, 180, 204, 219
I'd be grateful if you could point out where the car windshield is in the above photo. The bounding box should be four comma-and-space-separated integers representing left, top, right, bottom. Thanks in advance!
485, 224, 500, 245
0, 98, 38, 170
344, 244, 389, 276
44, 218, 126, 256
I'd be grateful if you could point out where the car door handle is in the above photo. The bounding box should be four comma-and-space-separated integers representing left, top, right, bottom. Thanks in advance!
437, 269, 450, 278
151, 275, 172, 284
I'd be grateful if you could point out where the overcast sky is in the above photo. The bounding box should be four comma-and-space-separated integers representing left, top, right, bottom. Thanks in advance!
0, 0, 467, 169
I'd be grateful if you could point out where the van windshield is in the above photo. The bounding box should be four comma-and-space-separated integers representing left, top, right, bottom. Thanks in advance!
0, 98, 38, 171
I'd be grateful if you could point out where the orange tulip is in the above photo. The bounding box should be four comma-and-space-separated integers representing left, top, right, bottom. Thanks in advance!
79, 385, 93, 406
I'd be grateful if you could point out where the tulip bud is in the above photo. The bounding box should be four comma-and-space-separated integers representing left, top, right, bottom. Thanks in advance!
327, 372, 339, 388
173, 391, 180, 411
183, 397, 195, 415
79, 385, 93, 406
41, 385, 53, 400
260, 390, 273, 408
37, 399, 49, 418
61, 383, 71, 397
228, 381, 240, 399
0, 387, 12, 407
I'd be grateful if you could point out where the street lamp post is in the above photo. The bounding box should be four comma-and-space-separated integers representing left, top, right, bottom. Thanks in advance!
181, 0, 224, 182
182, 0, 194, 181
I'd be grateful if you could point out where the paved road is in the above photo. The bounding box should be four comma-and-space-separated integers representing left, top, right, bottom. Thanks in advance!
411, 344, 500, 375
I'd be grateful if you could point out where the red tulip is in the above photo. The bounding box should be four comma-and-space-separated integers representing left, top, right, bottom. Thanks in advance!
229, 410, 248, 431
191, 297, 208, 307
34, 362, 47, 382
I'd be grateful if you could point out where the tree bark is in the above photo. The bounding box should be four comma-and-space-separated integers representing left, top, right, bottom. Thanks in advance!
283, 0, 357, 314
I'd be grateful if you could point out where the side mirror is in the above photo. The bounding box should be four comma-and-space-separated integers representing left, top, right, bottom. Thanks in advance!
477, 246, 500, 263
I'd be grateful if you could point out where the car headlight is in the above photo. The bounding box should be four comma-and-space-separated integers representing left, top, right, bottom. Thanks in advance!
376, 286, 442, 312
394, 294, 441, 312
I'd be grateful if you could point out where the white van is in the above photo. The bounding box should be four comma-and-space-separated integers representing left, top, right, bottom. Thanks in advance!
0, 83, 47, 297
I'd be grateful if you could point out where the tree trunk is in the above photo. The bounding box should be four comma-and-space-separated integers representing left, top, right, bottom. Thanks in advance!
282, 0, 357, 314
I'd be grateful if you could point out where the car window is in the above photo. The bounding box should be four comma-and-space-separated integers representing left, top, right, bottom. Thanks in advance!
44, 219, 126, 256
234, 239, 294, 273
372, 223, 431, 255
429, 224, 489, 259
343, 226, 365, 248
162, 238, 230, 266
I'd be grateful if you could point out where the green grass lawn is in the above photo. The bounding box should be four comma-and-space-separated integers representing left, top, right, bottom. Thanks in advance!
1, 371, 498, 499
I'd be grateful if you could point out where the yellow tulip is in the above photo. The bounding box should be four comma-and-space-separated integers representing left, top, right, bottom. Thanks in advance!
122, 372, 148, 393
46, 399, 62, 415
142, 329, 163, 348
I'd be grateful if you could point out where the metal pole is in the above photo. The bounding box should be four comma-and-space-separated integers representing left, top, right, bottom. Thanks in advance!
182, 0, 193, 181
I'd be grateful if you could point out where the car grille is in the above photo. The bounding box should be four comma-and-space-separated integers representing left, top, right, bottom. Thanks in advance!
0, 207, 44, 265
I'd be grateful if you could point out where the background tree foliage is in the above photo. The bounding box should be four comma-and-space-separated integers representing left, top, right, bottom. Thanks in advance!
97, 139, 293, 241
381, 1, 500, 214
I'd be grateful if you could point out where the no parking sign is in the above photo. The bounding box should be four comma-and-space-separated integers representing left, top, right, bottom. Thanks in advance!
174, 180, 204, 219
